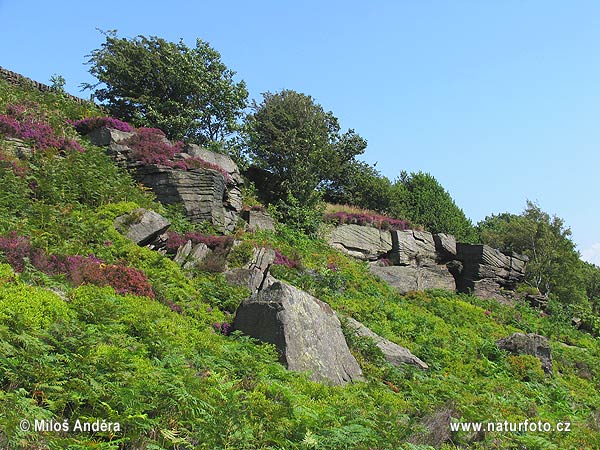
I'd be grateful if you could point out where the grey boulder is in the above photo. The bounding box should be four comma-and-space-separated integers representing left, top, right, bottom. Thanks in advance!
497, 332, 552, 374
233, 281, 363, 385
243, 209, 276, 232
345, 317, 428, 369
114, 209, 170, 246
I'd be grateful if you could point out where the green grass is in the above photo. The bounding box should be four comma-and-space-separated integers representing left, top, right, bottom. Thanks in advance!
0, 78, 599, 449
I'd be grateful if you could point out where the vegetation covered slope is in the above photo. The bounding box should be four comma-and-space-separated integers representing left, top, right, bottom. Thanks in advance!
1, 78, 599, 450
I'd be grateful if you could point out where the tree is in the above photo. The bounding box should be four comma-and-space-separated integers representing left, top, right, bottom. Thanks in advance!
478, 201, 587, 305
244, 90, 366, 205
84, 31, 248, 144
390, 171, 477, 242
323, 160, 395, 213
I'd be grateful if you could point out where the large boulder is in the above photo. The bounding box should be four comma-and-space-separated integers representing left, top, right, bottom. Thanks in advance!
345, 317, 428, 369
497, 332, 552, 374
456, 244, 528, 300
114, 209, 170, 247
242, 209, 276, 232
233, 282, 364, 385
327, 224, 393, 260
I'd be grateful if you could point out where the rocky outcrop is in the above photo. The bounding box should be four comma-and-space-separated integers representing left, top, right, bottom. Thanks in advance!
233, 281, 364, 385
225, 247, 276, 294
329, 223, 527, 300
114, 208, 170, 247
345, 317, 428, 369
455, 244, 528, 300
327, 224, 393, 260
242, 209, 275, 232
87, 127, 243, 233
172, 240, 211, 270
370, 230, 457, 294
135, 164, 241, 233
370, 264, 456, 295
497, 332, 552, 374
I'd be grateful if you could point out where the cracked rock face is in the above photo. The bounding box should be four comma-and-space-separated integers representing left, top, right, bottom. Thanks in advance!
456, 244, 528, 300
225, 247, 276, 294
328, 223, 528, 300
233, 281, 364, 385
327, 224, 393, 260
114, 208, 170, 247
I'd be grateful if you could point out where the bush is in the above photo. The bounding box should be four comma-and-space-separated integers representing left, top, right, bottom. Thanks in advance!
227, 241, 254, 268
269, 193, 325, 236
506, 355, 546, 382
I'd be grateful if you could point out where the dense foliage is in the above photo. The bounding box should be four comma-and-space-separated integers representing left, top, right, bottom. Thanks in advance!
478, 201, 600, 334
244, 89, 367, 229
478, 202, 586, 304
84, 31, 248, 144
391, 171, 477, 242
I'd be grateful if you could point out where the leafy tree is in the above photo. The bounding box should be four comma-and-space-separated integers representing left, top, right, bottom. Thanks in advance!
323, 160, 395, 214
478, 201, 587, 305
244, 90, 367, 206
84, 31, 248, 144
390, 171, 477, 242
582, 261, 600, 314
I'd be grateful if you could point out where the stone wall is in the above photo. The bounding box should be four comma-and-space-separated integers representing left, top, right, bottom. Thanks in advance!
0, 66, 93, 106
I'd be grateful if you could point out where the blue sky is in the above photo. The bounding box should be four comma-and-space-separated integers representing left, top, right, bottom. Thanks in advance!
1, 0, 598, 264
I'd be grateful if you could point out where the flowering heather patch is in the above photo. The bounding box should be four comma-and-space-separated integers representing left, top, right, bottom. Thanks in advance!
0, 103, 83, 153
121, 127, 184, 168
273, 250, 300, 269
0, 233, 154, 297
185, 157, 232, 183
71, 116, 134, 134
117, 128, 231, 180
0, 154, 27, 177
165, 231, 233, 253
63, 254, 154, 298
213, 322, 232, 336
0, 232, 34, 272
324, 211, 410, 231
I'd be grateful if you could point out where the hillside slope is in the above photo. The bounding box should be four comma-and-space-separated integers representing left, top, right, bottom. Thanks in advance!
0, 77, 599, 449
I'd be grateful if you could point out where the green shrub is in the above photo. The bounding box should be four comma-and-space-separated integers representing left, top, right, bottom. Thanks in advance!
227, 241, 255, 268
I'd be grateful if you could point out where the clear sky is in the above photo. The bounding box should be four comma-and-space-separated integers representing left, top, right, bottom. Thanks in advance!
1, 0, 598, 264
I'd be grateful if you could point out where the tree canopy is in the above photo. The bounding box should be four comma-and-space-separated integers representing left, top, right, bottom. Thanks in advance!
84, 31, 248, 144
390, 171, 477, 242
244, 89, 367, 206
478, 201, 587, 305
